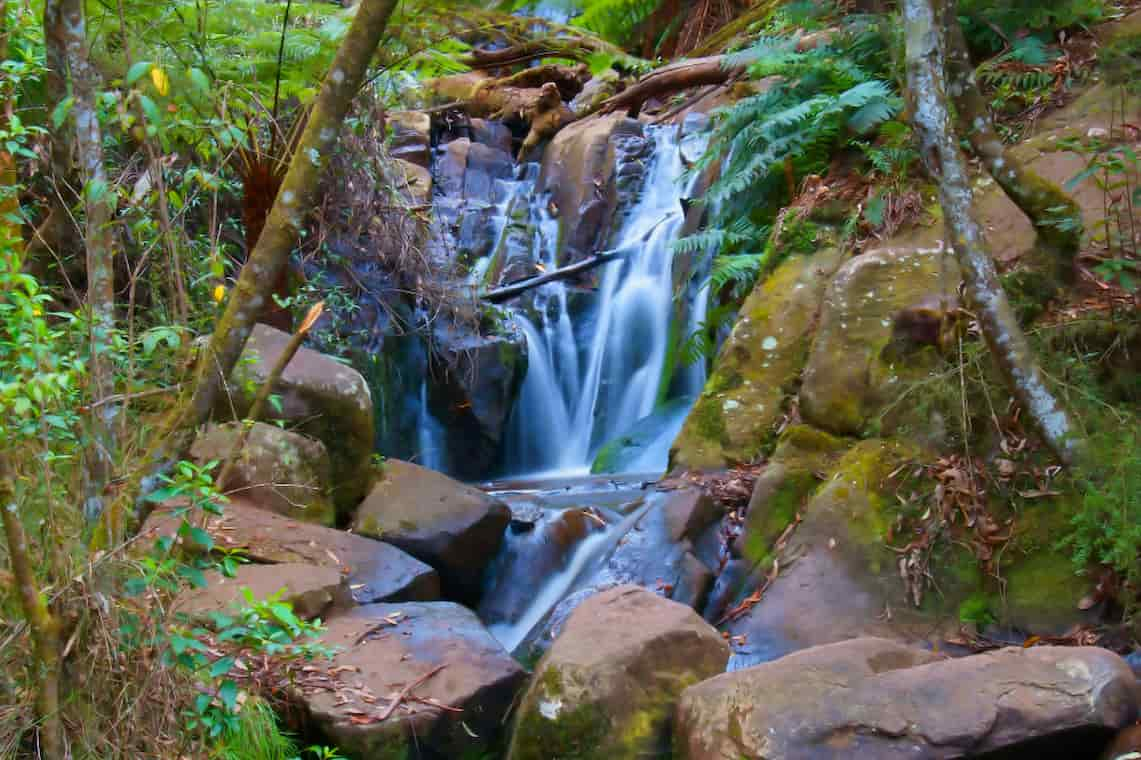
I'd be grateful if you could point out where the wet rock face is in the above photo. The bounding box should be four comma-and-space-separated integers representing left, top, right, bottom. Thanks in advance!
677, 641, 1141, 759
428, 319, 528, 479
670, 248, 844, 471
352, 459, 510, 604
223, 324, 375, 518
139, 497, 440, 605
538, 114, 646, 266
191, 421, 335, 526
508, 585, 729, 760
301, 602, 526, 760
431, 136, 515, 270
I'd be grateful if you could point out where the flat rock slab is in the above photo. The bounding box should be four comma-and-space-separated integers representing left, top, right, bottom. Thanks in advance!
353, 459, 510, 603
141, 498, 439, 605
508, 585, 729, 760
176, 563, 349, 621
677, 640, 1141, 759
300, 602, 525, 759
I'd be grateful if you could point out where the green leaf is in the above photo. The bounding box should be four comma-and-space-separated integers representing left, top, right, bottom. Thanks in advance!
126, 60, 154, 86
138, 94, 162, 130
218, 680, 239, 711
187, 526, 215, 552
51, 96, 74, 129
189, 67, 211, 93
209, 656, 235, 678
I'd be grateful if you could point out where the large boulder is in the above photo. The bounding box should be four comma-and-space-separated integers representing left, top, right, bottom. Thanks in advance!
508, 585, 729, 760
190, 421, 335, 526
175, 563, 350, 621
352, 459, 510, 603
140, 497, 440, 605
671, 248, 845, 470
538, 114, 645, 265
799, 244, 960, 437
677, 641, 1141, 759
223, 324, 375, 517
300, 602, 526, 759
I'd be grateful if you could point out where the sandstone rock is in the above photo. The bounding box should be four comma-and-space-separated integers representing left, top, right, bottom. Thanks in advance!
662, 485, 721, 544
800, 244, 961, 437
538, 114, 645, 265
352, 459, 510, 603
191, 421, 335, 526
301, 602, 525, 759
677, 642, 1140, 759
176, 562, 350, 621
508, 585, 729, 760
671, 248, 844, 470
394, 159, 432, 206
140, 497, 440, 604
388, 111, 431, 168
469, 118, 513, 154
223, 324, 375, 517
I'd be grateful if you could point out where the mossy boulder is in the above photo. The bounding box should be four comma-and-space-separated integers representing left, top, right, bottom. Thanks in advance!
352, 459, 510, 604
506, 585, 728, 760
191, 421, 335, 526
800, 245, 960, 437
224, 324, 375, 519
670, 248, 844, 470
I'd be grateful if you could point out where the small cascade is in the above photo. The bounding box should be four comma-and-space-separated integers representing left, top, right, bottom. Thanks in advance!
505, 124, 709, 477
415, 382, 448, 472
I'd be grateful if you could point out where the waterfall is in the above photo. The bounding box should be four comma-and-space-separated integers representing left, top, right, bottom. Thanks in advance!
504, 124, 708, 477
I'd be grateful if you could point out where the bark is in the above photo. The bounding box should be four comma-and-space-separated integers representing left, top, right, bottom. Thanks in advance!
460, 38, 608, 70
45, 0, 117, 520
481, 251, 626, 304
1, 456, 64, 759
903, 0, 1083, 465
172, 0, 400, 451
941, 1, 1082, 277
592, 55, 744, 118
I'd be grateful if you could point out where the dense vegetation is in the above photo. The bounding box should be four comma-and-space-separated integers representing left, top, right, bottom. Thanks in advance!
0, 0, 1137, 757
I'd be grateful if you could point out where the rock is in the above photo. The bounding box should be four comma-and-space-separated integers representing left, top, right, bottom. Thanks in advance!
352, 459, 510, 603
569, 69, 620, 114
508, 586, 729, 760
190, 421, 335, 526
428, 321, 528, 479
538, 114, 645, 265
591, 396, 695, 474
677, 642, 1140, 759
140, 497, 440, 605
388, 111, 431, 168
394, 159, 432, 206
671, 248, 845, 470
469, 118, 513, 154
301, 602, 526, 759
662, 486, 721, 544
671, 551, 714, 609
800, 244, 961, 437
223, 324, 375, 517
176, 563, 350, 621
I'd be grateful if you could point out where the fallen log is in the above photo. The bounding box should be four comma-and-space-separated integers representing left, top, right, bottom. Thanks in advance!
481, 250, 626, 303
461, 38, 605, 69
592, 55, 743, 117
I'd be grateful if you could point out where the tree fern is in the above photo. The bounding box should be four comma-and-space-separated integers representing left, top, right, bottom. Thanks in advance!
573, 0, 660, 47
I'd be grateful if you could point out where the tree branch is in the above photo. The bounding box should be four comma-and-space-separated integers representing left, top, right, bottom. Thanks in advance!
481, 251, 626, 303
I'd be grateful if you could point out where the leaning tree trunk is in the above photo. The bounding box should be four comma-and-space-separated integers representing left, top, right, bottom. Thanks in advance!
940, 0, 1082, 277
170, 0, 400, 450
903, 0, 1083, 465
45, 0, 117, 521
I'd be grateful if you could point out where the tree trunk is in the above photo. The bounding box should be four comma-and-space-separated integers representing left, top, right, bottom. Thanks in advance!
941, 1, 1082, 277
0, 456, 63, 760
172, 0, 400, 450
903, 0, 1083, 465
44, 0, 117, 521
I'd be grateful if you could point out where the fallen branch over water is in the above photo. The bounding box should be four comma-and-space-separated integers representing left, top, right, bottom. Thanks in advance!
480, 250, 626, 303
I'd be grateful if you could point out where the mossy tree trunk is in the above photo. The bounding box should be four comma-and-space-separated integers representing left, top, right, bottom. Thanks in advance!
903, 0, 1083, 465
170, 0, 400, 452
940, 0, 1083, 279
44, 0, 117, 520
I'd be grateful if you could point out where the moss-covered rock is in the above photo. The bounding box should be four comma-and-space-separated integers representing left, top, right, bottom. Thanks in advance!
191, 421, 335, 526
670, 247, 845, 470
800, 245, 961, 437
507, 586, 728, 760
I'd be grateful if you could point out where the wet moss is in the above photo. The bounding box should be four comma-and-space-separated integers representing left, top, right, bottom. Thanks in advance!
692, 396, 728, 445
740, 467, 821, 566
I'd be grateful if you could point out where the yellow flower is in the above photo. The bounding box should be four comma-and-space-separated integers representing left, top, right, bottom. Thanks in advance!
32, 306, 42, 317
212, 284, 225, 303
151, 67, 170, 97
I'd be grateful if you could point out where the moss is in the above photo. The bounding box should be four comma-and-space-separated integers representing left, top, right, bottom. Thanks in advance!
958, 593, 997, 626
510, 668, 611, 760
1001, 268, 1058, 325
692, 396, 728, 444
823, 440, 919, 553
740, 467, 821, 566
776, 424, 847, 457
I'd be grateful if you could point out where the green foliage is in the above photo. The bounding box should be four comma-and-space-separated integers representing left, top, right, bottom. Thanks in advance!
210, 698, 298, 760
573, 0, 658, 48
958, 0, 1108, 56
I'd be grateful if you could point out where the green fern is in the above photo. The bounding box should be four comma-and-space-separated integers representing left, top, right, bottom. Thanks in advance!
573, 0, 659, 47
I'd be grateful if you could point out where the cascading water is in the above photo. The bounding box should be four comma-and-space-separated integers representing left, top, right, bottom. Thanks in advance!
505, 124, 709, 477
